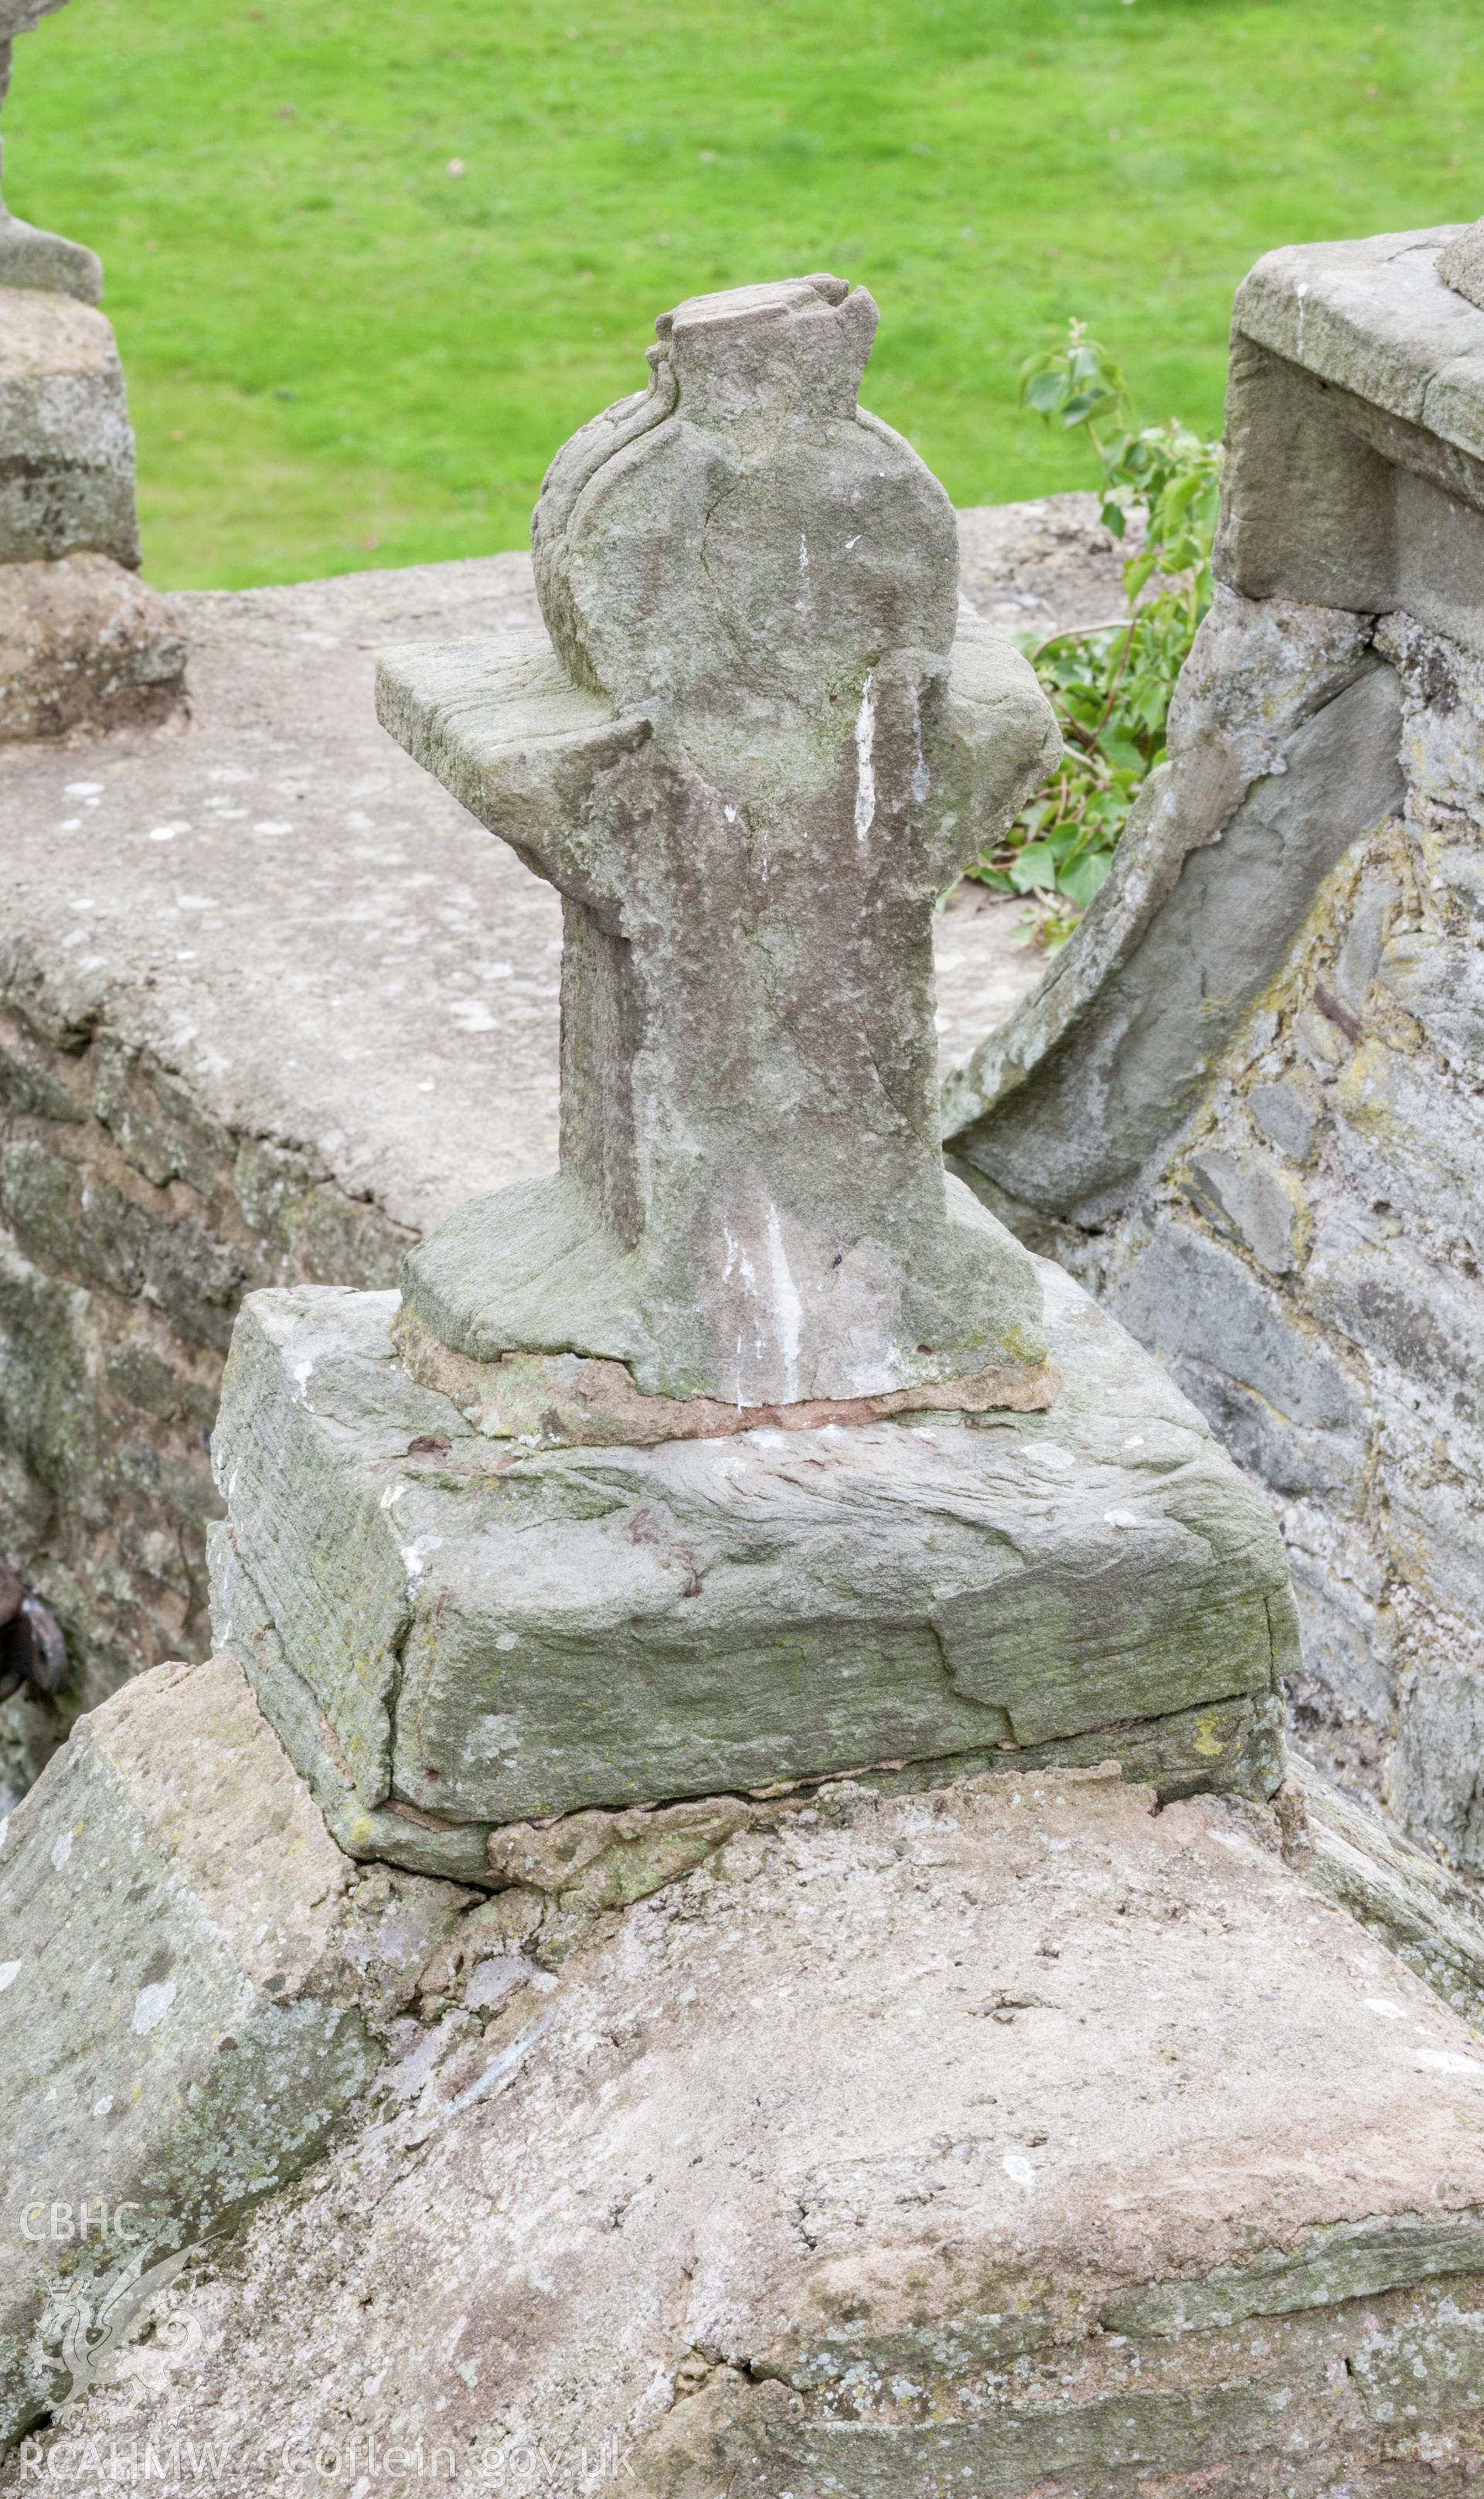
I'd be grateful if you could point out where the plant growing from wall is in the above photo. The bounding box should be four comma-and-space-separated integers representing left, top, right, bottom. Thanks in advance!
963, 322, 1223, 948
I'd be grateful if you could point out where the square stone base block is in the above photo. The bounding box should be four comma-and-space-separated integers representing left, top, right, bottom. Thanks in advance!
209, 1258, 1298, 1884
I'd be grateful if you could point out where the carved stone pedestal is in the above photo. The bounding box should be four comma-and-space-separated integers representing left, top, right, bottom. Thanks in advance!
202, 273, 1302, 1874
0, 288, 138, 569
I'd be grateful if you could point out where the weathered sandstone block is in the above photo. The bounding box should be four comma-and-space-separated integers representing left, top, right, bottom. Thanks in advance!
0, 550, 186, 742
0, 1651, 464, 2445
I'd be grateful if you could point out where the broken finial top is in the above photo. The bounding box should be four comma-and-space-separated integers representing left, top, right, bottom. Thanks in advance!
530, 273, 959, 746
654, 272, 877, 424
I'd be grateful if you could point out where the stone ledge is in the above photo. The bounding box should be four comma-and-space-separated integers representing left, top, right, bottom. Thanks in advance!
15, 1750, 1484, 2490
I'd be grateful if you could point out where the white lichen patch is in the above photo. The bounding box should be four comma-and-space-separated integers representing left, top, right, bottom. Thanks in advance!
131, 1979, 178, 2036
853, 674, 877, 846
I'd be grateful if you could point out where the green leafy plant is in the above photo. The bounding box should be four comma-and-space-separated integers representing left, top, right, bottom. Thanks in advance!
963, 321, 1223, 948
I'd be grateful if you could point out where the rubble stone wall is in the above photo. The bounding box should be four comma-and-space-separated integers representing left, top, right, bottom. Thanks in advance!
0, 962, 411, 1794
1013, 612, 1483, 1857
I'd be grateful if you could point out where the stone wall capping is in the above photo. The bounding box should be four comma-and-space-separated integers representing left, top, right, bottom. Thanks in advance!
9, 1682, 1484, 2478
1217, 226, 1484, 646
1234, 229, 1484, 455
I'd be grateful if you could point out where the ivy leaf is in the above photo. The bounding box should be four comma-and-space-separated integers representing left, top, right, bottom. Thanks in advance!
1009, 843, 1057, 893
1023, 369, 1067, 414
1059, 850, 1114, 909
967, 313, 1221, 954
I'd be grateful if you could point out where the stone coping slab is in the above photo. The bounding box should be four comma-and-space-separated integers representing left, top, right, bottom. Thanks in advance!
208, 1258, 1297, 1880
18, 1753, 1484, 2491
1232, 225, 1484, 469
1217, 224, 1484, 649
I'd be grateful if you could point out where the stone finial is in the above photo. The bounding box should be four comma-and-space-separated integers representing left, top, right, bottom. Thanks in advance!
0, 0, 102, 303
1438, 216, 1484, 314
378, 277, 1061, 1420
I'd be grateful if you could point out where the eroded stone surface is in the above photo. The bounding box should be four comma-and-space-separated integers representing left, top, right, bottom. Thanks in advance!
380, 277, 1060, 1409
208, 1257, 1295, 1872
0, 1652, 465, 2446
13, 1760, 1484, 2492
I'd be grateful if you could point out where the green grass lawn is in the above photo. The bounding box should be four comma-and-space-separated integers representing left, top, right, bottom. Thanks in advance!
9, 0, 1482, 588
